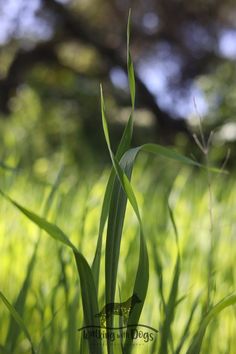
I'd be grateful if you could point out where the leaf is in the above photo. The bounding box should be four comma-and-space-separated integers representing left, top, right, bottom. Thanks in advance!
0, 292, 36, 354
0, 191, 76, 250
0, 191, 102, 354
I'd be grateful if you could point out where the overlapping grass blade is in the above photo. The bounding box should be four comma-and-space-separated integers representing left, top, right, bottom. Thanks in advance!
0, 291, 36, 354
186, 294, 236, 354
0, 191, 102, 354
100, 79, 209, 353
101, 88, 148, 354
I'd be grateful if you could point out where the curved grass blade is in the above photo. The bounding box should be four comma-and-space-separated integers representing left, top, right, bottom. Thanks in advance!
0, 191, 102, 354
143, 144, 225, 173
0, 291, 36, 354
0, 191, 76, 250
186, 294, 236, 354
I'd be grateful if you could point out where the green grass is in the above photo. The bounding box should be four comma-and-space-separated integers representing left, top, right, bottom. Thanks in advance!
0, 158, 236, 354
0, 11, 236, 354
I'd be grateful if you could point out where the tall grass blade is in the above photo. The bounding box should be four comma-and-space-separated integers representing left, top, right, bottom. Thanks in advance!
186, 294, 236, 354
0, 291, 36, 354
101, 81, 208, 353
101, 89, 149, 354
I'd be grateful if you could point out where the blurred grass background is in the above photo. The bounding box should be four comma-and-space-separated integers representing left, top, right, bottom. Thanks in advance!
0, 155, 235, 353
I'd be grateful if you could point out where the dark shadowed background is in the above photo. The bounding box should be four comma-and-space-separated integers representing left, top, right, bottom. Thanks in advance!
0, 0, 236, 169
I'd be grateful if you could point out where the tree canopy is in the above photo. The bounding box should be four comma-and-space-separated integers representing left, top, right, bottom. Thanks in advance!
0, 0, 236, 163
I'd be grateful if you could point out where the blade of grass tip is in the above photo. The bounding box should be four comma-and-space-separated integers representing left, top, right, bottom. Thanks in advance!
143, 144, 202, 168
143, 143, 225, 173
0, 292, 36, 354
186, 294, 236, 354
174, 295, 200, 354
0, 191, 102, 354
127, 9, 135, 110
158, 255, 180, 354
4, 168, 63, 353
